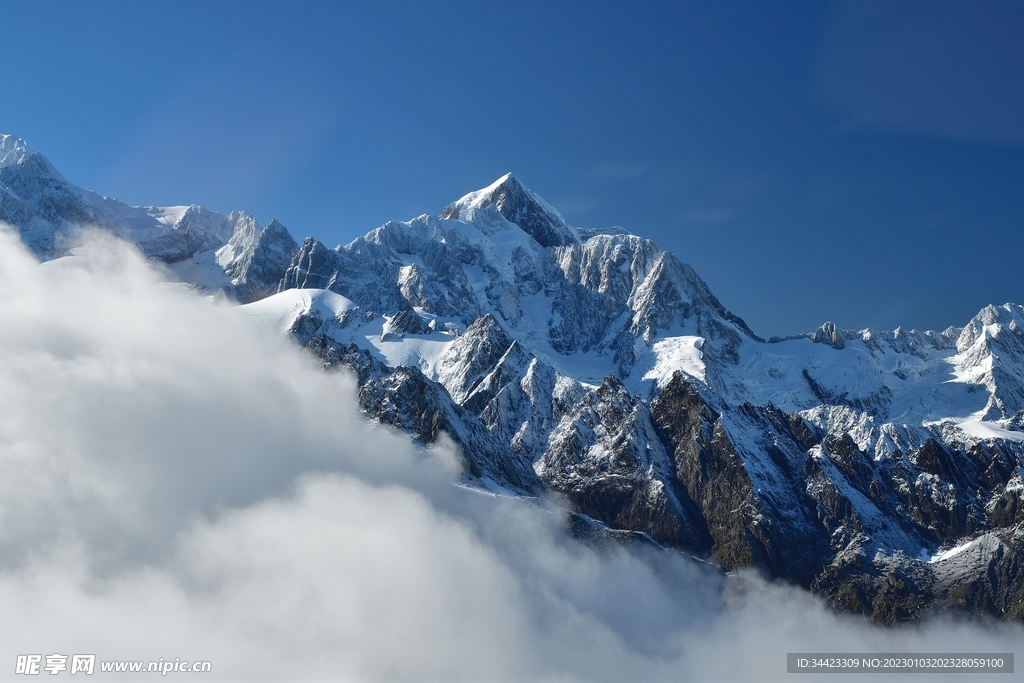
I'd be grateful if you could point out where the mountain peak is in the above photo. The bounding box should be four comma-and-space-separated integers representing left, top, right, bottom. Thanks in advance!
0, 132, 67, 184
441, 174, 579, 248
0, 132, 36, 168
809, 321, 846, 349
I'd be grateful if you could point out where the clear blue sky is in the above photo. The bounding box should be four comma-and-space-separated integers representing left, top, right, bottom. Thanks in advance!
2, 1, 1020, 338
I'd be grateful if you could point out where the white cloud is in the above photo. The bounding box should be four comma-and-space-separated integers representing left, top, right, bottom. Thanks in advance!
0, 226, 1018, 681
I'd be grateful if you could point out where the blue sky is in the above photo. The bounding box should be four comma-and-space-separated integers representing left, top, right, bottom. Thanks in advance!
2, 0, 1020, 338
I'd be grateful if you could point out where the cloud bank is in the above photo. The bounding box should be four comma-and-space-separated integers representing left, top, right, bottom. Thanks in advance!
0, 227, 1018, 681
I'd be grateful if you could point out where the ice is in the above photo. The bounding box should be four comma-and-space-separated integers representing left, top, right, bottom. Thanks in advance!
927, 537, 980, 563
954, 418, 1024, 443
639, 335, 706, 386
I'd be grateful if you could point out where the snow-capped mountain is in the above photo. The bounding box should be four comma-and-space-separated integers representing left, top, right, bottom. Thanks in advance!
4, 132, 1023, 622
0, 132, 297, 301
245, 174, 1024, 623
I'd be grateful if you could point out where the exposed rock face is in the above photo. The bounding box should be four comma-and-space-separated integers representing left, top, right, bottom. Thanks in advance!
651, 376, 827, 583
810, 321, 846, 350
538, 372, 712, 553
217, 218, 299, 303
301, 331, 542, 495
815, 526, 1024, 622
6, 129, 1024, 624
282, 225, 485, 320
955, 304, 1024, 420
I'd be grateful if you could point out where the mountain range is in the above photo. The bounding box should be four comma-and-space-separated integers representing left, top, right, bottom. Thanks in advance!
3, 131, 1022, 622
